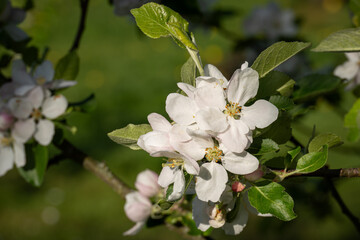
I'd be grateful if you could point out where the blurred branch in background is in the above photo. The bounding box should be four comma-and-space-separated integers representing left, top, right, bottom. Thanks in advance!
70, 0, 90, 52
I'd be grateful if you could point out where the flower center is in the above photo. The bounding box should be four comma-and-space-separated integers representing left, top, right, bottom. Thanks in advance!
162, 158, 184, 169
31, 109, 42, 120
205, 146, 223, 162
1, 136, 13, 146
224, 102, 241, 119
36, 77, 46, 85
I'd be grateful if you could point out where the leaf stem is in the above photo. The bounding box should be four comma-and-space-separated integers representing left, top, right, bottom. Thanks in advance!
186, 47, 205, 76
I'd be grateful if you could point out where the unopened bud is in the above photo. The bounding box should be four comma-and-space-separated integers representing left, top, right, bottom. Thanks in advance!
0, 111, 14, 130
232, 181, 245, 193
244, 167, 264, 182
124, 192, 152, 223
135, 169, 160, 198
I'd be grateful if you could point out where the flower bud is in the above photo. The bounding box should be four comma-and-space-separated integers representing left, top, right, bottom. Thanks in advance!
0, 111, 14, 130
124, 192, 152, 223
232, 181, 245, 193
135, 169, 160, 197
244, 166, 264, 182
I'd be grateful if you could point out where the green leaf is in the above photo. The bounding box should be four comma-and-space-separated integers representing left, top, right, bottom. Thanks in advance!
344, 99, 360, 141
293, 74, 341, 101
18, 144, 49, 187
308, 133, 343, 152
295, 145, 328, 174
259, 111, 292, 144
107, 124, 152, 150
251, 41, 311, 78
181, 57, 196, 87
312, 28, 360, 52
248, 182, 296, 221
157, 199, 174, 210
284, 146, 301, 169
54, 51, 80, 80
256, 71, 295, 99
130, 2, 197, 50
269, 95, 294, 110
256, 139, 280, 155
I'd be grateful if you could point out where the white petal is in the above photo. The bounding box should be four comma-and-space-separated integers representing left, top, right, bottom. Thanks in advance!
334, 61, 359, 80
222, 151, 259, 175
123, 221, 146, 236
195, 161, 228, 202
147, 113, 171, 132
192, 197, 211, 232
166, 93, 197, 125
168, 169, 185, 201
137, 131, 174, 157
227, 67, 259, 106
194, 83, 226, 110
172, 139, 205, 161
13, 141, 25, 167
47, 80, 77, 89
34, 61, 54, 82
26, 86, 44, 109
158, 166, 176, 188
169, 124, 192, 142
34, 119, 54, 146
345, 52, 360, 62
223, 204, 248, 235
12, 119, 36, 143
11, 59, 33, 86
7, 97, 32, 119
177, 82, 195, 99
217, 118, 249, 153
183, 158, 200, 175
195, 107, 228, 133
241, 100, 278, 130
204, 64, 228, 88
0, 145, 14, 176
42, 94, 68, 119
135, 169, 159, 198
186, 128, 214, 149
124, 192, 152, 222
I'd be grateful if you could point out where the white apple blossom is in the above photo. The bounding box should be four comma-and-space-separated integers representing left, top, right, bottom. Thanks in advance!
8, 86, 68, 146
0, 0, 28, 42
135, 169, 160, 197
11, 59, 76, 96
334, 52, 360, 90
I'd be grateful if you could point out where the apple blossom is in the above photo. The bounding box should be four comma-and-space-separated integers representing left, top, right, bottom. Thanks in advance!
334, 52, 360, 90
135, 169, 160, 197
0, 111, 14, 131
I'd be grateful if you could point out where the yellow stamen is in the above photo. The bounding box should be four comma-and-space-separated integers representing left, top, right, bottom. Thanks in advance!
205, 146, 223, 162
36, 77, 46, 85
224, 101, 242, 119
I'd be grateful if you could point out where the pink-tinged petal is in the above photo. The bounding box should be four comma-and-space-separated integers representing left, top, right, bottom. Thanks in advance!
34, 61, 54, 82
168, 169, 185, 201
13, 141, 25, 168
42, 94, 68, 119
192, 197, 211, 232
47, 80, 77, 89
147, 113, 171, 132
183, 158, 200, 175
123, 221, 146, 236
11, 59, 33, 86
204, 64, 228, 88
26, 86, 44, 109
169, 124, 191, 142
0, 145, 14, 176
166, 93, 197, 125
158, 166, 175, 188
137, 131, 174, 157
0, 111, 14, 131
195, 161, 228, 202
194, 83, 226, 109
12, 119, 35, 143
177, 82, 195, 99
7, 97, 32, 119
34, 119, 54, 146
124, 192, 151, 222
195, 107, 228, 133
227, 67, 259, 106
222, 151, 259, 175
135, 169, 160, 198
345, 52, 360, 62
241, 100, 278, 130
217, 118, 250, 153
334, 61, 359, 81
223, 204, 248, 235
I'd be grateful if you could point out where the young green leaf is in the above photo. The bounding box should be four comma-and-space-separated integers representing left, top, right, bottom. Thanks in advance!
308, 133, 343, 152
130, 2, 197, 50
55, 51, 80, 80
312, 28, 360, 52
251, 41, 311, 78
248, 182, 296, 221
284, 146, 301, 169
269, 95, 295, 110
181, 57, 196, 87
344, 99, 360, 142
107, 124, 152, 150
18, 144, 49, 187
256, 139, 280, 155
295, 145, 328, 173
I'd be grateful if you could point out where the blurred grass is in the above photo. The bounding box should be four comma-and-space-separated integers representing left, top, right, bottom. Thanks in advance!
0, 0, 359, 239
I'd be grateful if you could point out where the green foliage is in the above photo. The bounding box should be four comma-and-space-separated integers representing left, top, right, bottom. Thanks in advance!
308, 133, 342, 152
251, 41, 311, 78
157, 199, 174, 210
312, 28, 360, 52
284, 146, 301, 169
256, 71, 295, 99
295, 145, 328, 174
130, 2, 197, 50
253, 138, 280, 155
248, 182, 296, 221
181, 57, 196, 87
269, 95, 295, 110
54, 51, 80, 80
259, 111, 292, 144
345, 98, 360, 141
107, 124, 152, 150
293, 74, 341, 101
18, 144, 49, 187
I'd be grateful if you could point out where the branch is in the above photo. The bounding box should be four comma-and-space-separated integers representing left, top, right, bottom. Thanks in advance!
274, 167, 360, 179
326, 178, 360, 235
70, 0, 90, 52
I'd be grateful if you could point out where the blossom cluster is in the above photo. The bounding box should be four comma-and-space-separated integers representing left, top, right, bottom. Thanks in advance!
0, 59, 75, 176
136, 62, 279, 235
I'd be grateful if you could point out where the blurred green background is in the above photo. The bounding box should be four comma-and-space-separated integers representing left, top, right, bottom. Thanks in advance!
0, 0, 360, 239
